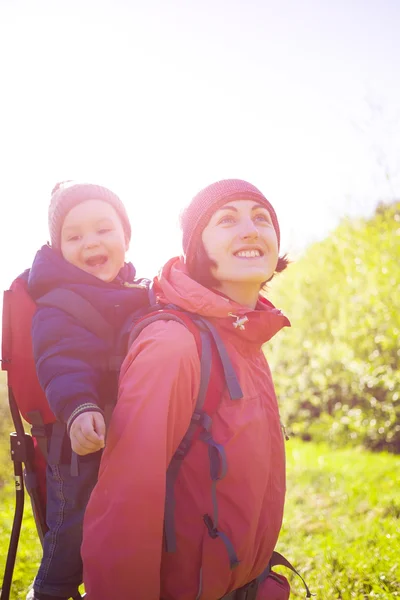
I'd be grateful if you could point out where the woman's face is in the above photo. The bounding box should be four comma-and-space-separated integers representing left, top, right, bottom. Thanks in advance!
201, 199, 279, 294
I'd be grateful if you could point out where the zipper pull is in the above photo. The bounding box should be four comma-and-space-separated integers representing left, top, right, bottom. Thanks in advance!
228, 313, 249, 330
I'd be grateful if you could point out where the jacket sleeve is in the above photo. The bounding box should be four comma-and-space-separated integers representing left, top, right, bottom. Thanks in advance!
82, 320, 200, 600
32, 305, 109, 426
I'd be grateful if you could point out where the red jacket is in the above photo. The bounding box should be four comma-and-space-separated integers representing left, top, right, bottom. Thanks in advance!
82, 257, 290, 600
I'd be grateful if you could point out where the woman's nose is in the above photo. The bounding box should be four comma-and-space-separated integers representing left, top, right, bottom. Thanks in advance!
239, 218, 259, 239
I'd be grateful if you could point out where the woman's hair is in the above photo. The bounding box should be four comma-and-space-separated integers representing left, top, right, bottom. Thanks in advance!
187, 241, 290, 290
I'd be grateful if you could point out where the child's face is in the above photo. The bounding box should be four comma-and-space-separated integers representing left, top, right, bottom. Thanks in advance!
60, 199, 129, 282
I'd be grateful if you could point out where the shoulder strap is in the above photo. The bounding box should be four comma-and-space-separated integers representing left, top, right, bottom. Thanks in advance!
129, 308, 243, 402
128, 308, 243, 561
37, 288, 114, 346
166, 311, 242, 567
163, 314, 213, 553
190, 315, 243, 401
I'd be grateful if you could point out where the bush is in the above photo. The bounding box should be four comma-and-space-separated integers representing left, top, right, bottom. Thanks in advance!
267, 201, 400, 453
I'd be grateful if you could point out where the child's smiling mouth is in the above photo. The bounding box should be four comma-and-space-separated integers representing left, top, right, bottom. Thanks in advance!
85, 254, 109, 267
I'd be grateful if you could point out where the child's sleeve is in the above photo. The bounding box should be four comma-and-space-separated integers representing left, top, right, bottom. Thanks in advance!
31, 304, 110, 428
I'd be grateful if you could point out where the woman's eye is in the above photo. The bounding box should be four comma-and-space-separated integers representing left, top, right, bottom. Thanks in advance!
218, 215, 235, 225
254, 213, 271, 223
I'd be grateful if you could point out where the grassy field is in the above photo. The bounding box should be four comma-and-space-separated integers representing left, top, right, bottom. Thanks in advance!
1, 372, 399, 599
278, 442, 399, 599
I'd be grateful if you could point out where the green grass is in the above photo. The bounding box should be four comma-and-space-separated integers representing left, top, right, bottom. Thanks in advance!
278, 441, 400, 599
1, 372, 399, 599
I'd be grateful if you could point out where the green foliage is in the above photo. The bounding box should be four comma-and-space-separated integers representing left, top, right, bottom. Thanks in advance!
268, 201, 400, 452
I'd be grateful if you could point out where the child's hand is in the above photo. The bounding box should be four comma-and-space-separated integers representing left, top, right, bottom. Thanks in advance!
69, 411, 106, 456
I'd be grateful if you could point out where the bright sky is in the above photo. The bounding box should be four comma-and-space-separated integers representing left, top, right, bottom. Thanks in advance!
1, 0, 399, 299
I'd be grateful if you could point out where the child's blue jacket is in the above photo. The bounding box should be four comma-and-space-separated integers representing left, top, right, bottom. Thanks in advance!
28, 244, 150, 428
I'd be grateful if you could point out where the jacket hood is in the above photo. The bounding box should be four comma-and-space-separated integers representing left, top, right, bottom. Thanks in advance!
154, 257, 290, 347
28, 244, 137, 299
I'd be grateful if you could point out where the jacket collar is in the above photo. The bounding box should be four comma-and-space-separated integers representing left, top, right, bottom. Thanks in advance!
155, 257, 290, 348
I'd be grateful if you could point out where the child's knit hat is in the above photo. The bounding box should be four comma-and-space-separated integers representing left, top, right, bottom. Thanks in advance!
180, 179, 280, 271
48, 180, 131, 249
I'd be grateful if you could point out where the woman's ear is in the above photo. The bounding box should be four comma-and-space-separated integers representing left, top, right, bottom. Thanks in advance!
125, 236, 130, 252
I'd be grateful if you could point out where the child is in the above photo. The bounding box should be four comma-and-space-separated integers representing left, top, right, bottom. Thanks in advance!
27, 181, 150, 600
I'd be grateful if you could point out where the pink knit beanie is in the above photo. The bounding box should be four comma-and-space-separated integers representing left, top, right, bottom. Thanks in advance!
48, 180, 131, 249
180, 179, 280, 270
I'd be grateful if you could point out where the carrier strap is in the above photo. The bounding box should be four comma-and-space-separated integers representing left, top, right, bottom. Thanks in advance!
192, 316, 243, 401
162, 313, 239, 565
48, 421, 67, 466
219, 551, 313, 599
27, 410, 48, 461
127, 311, 191, 349
162, 306, 243, 401
128, 308, 242, 566
269, 551, 313, 598
70, 451, 80, 477
46, 420, 80, 476
37, 288, 115, 346
164, 328, 212, 552
31, 289, 126, 473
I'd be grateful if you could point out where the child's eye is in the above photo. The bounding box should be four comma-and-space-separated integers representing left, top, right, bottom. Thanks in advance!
98, 228, 112, 234
68, 235, 81, 242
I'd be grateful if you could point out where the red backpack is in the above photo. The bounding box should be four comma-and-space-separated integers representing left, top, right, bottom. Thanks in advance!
1, 274, 139, 600
2, 275, 55, 422
2, 276, 50, 527
2, 275, 124, 508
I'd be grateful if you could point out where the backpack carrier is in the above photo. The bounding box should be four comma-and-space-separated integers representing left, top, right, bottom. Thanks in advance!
1, 278, 312, 600
0, 274, 138, 600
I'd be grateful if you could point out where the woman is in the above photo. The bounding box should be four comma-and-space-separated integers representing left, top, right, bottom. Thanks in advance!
82, 179, 291, 599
